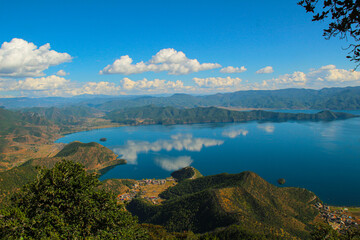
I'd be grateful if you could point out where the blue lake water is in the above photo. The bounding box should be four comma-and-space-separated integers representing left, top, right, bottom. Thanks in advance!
56, 110, 360, 206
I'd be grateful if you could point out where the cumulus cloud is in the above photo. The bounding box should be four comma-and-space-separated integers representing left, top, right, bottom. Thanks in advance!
193, 76, 242, 88
256, 66, 274, 74
154, 156, 193, 171
112, 134, 224, 164
100, 48, 221, 75
70, 81, 121, 96
263, 65, 360, 89
257, 124, 275, 133
222, 129, 248, 138
220, 66, 247, 73
0, 38, 72, 77
307, 64, 360, 82
120, 77, 192, 92
1, 75, 70, 91
272, 71, 307, 86
56, 70, 68, 76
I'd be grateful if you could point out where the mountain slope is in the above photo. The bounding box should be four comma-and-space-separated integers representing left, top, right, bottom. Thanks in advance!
0, 141, 124, 203
127, 171, 319, 239
0, 108, 60, 170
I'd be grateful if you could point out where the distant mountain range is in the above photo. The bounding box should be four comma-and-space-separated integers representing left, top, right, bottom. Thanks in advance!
1, 86, 360, 110
106, 105, 357, 125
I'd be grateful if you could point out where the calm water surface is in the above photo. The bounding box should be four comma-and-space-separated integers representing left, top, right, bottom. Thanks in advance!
56, 110, 360, 206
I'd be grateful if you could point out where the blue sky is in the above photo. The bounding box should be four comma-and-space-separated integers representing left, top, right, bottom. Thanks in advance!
0, 0, 359, 97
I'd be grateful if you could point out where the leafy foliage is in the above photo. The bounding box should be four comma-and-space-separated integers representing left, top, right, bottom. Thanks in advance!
298, 0, 360, 66
0, 160, 147, 239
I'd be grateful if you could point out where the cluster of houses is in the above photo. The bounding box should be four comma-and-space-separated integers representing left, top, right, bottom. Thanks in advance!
117, 189, 138, 202
138, 178, 174, 186
315, 202, 358, 230
117, 178, 175, 204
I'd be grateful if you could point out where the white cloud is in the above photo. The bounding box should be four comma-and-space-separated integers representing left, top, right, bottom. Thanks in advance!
262, 65, 360, 89
193, 76, 242, 88
273, 71, 307, 86
220, 66, 247, 73
120, 77, 192, 92
100, 48, 221, 75
307, 64, 360, 82
222, 129, 248, 138
112, 134, 224, 164
71, 81, 122, 96
1, 75, 70, 91
154, 156, 193, 171
256, 66, 274, 74
257, 124, 275, 133
56, 70, 68, 76
0, 38, 72, 77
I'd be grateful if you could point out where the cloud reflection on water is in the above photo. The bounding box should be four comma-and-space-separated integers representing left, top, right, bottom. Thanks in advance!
112, 134, 224, 164
154, 156, 193, 171
257, 124, 275, 133
222, 129, 248, 138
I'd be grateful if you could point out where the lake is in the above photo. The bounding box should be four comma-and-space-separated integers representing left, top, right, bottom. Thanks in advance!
56, 110, 360, 206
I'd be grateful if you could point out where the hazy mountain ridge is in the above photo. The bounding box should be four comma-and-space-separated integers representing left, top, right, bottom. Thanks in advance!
20, 106, 102, 125
106, 105, 357, 125
1, 86, 360, 110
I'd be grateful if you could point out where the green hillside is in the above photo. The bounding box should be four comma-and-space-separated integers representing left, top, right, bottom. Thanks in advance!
106, 105, 357, 125
127, 171, 319, 239
171, 166, 203, 182
0, 141, 124, 203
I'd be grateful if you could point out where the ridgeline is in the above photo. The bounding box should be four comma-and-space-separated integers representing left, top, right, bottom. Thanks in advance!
106, 105, 357, 125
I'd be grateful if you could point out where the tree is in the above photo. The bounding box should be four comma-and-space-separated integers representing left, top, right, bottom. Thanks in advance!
277, 178, 286, 185
0, 160, 148, 239
298, 0, 360, 67
310, 223, 340, 239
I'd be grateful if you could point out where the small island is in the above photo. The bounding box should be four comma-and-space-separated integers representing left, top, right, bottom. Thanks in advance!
100, 138, 107, 142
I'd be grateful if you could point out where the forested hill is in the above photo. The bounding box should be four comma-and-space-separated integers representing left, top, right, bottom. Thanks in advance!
106, 105, 357, 125
127, 171, 319, 239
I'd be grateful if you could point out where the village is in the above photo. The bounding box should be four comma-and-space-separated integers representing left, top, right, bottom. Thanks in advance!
117, 177, 177, 205
314, 202, 359, 231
